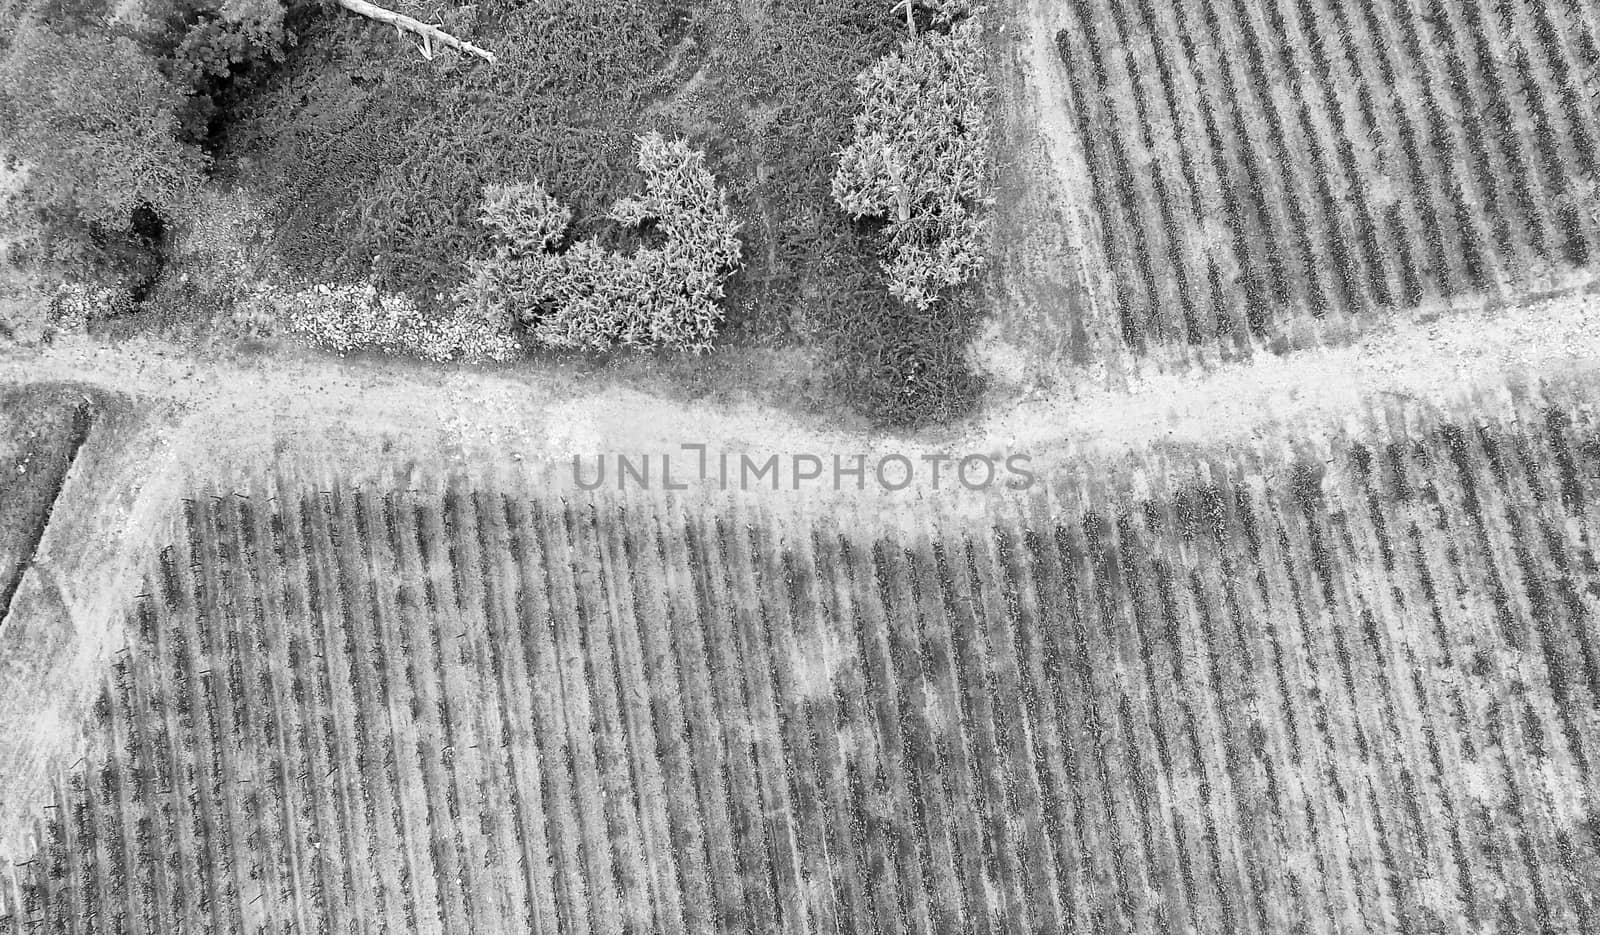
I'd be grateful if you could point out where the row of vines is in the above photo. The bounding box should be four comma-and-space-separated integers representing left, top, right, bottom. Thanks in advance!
4, 386, 1600, 932
1055, 0, 1600, 352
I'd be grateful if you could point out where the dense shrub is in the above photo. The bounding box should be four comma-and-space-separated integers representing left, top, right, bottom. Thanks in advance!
155, 0, 293, 146
832, 16, 992, 309
456, 133, 741, 353
475, 182, 572, 256
0, 24, 205, 232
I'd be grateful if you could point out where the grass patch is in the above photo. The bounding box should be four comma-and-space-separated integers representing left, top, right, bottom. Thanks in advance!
810, 237, 986, 426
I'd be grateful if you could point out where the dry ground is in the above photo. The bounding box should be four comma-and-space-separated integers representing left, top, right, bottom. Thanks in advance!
0, 283, 1598, 871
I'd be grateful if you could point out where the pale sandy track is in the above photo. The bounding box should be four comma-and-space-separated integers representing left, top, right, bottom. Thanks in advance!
0, 285, 1596, 497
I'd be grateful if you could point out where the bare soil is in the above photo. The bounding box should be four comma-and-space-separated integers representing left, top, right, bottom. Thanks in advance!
0, 282, 1595, 505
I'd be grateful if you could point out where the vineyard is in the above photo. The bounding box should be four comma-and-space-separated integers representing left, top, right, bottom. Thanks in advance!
0, 381, 1597, 933
1048, 0, 1600, 353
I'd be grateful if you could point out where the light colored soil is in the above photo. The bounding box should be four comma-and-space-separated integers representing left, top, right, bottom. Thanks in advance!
1, 281, 1596, 476
982, 285, 1600, 462
979, 0, 1122, 382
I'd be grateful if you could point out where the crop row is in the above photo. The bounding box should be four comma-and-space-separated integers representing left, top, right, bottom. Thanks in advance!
5, 390, 1600, 932
1055, 0, 1600, 353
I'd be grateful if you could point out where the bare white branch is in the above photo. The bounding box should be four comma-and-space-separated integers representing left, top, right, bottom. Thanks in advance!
336, 0, 498, 64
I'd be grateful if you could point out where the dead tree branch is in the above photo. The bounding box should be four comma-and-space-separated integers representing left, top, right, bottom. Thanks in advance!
336, 0, 499, 64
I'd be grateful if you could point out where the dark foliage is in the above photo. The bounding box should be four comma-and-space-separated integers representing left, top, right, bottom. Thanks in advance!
232, 0, 699, 295
230, 0, 980, 423
154, 0, 295, 149
810, 229, 985, 427
0, 0, 291, 302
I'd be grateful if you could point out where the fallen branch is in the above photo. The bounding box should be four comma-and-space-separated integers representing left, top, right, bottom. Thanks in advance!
891, 0, 916, 35
335, 0, 499, 64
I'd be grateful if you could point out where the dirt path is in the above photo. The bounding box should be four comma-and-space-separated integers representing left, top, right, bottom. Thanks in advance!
982, 286, 1600, 460
980, 0, 1123, 378
0, 283, 1596, 500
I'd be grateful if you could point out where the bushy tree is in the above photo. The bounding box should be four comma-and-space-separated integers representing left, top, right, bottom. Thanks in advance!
0, 0, 294, 335
0, 23, 205, 232
832, 16, 993, 309
154, 0, 292, 144
456, 132, 742, 353
0, 0, 289, 302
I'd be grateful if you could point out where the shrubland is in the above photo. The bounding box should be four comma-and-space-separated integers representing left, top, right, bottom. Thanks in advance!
833, 16, 992, 309
278, 132, 739, 360
232, 0, 986, 422
0, 0, 997, 426
233, 0, 707, 298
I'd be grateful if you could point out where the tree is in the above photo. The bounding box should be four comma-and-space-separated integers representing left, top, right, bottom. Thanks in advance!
0, 23, 205, 233
456, 132, 742, 353
831, 15, 993, 309
151, 0, 293, 144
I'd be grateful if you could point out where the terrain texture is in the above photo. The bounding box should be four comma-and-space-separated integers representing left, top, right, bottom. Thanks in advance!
2, 0, 1600, 932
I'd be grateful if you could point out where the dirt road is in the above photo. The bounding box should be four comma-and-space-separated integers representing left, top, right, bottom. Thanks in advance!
3, 283, 1598, 493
